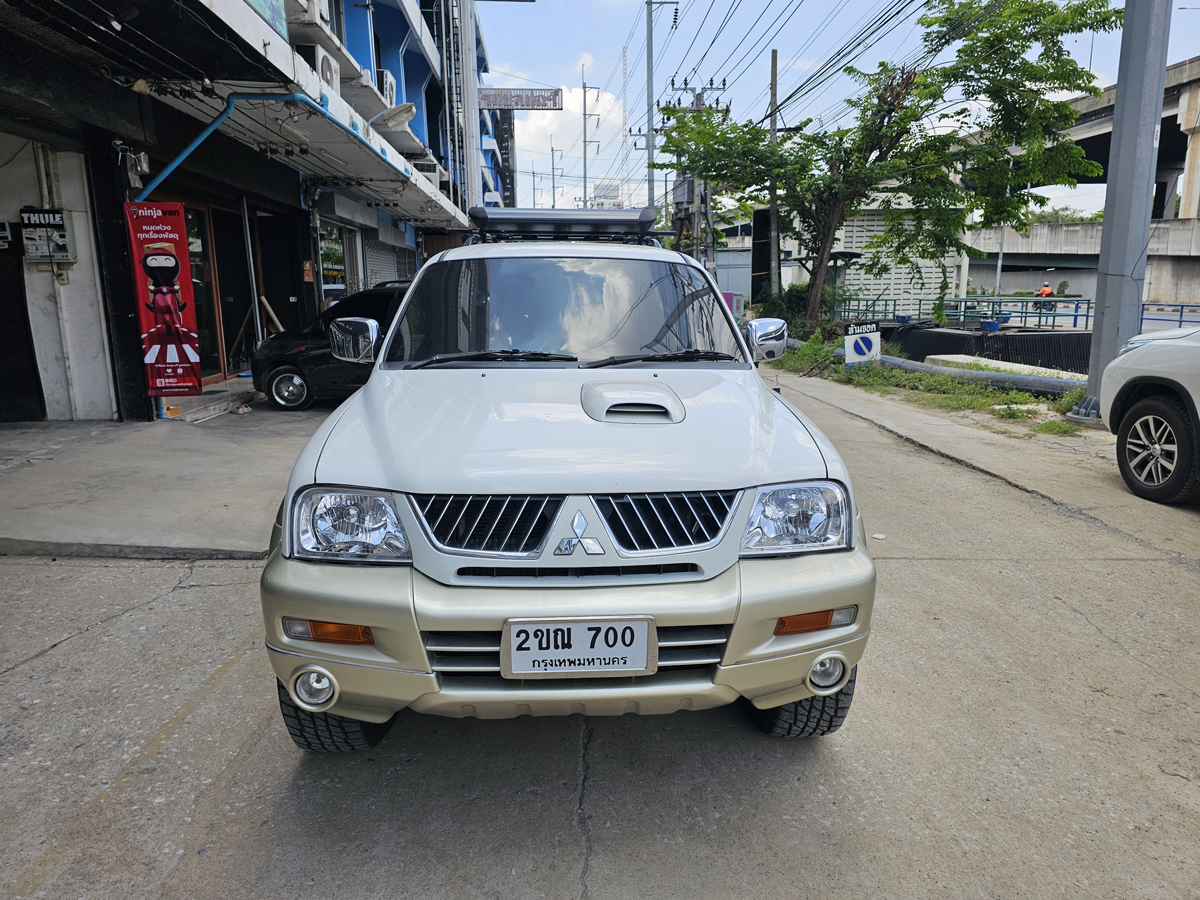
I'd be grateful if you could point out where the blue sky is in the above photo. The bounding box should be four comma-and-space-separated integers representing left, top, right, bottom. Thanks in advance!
476, 0, 1200, 214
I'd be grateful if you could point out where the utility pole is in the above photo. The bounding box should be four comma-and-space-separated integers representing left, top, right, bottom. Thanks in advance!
1070, 0, 1173, 423
644, 0, 678, 213
646, 0, 655, 213
582, 67, 599, 208
549, 137, 563, 208
993, 227, 1006, 297
525, 167, 539, 207
769, 48, 780, 298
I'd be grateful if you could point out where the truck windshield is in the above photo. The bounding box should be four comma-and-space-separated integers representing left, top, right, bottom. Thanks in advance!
383, 256, 745, 366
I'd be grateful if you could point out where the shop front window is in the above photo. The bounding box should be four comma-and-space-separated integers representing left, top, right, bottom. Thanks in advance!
185, 208, 223, 379
320, 223, 363, 309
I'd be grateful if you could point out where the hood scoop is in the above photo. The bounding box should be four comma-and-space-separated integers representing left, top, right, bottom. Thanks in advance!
581, 381, 686, 424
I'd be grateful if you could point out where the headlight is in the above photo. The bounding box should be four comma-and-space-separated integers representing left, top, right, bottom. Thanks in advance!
740, 481, 850, 556
293, 487, 411, 563
1117, 339, 1151, 357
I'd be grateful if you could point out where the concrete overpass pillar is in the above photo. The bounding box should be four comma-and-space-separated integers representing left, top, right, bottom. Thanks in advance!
1178, 84, 1200, 218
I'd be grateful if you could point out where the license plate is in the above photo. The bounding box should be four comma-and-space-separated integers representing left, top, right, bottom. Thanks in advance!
500, 616, 658, 679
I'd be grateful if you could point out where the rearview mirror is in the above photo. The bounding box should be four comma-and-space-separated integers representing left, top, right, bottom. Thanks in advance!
329, 317, 380, 363
746, 318, 787, 362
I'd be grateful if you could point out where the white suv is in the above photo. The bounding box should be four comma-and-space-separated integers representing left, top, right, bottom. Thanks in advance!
260, 208, 875, 752
1100, 325, 1200, 504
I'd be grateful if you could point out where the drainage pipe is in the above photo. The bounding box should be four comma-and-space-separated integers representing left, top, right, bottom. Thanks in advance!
876, 356, 1086, 395
783, 340, 1086, 394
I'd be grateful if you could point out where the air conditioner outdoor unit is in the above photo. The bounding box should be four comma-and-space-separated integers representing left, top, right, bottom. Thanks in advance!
304, 0, 332, 25
314, 46, 341, 97
377, 70, 397, 108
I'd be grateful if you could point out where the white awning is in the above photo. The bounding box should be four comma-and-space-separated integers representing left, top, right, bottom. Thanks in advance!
154, 83, 467, 228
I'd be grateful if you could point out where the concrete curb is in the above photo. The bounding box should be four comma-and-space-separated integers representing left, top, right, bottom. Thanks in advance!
0, 538, 268, 561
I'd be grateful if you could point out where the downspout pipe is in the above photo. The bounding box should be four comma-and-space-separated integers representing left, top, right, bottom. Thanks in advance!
135, 91, 413, 203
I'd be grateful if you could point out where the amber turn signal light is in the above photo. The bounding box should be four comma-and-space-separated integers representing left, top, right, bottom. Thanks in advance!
283, 617, 374, 644
774, 605, 857, 635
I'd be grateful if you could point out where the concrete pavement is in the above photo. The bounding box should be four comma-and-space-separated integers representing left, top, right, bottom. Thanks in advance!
2, 384, 1198, 898
0, 402, 330, 559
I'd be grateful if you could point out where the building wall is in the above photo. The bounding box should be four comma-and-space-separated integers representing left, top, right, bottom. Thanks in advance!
836, 210, 967, 303
0, 134, 117, 421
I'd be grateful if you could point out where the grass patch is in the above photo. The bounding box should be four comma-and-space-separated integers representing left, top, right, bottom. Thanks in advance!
829, 362, 1045, 419
1031, 420, 1081, 436
1049, 387, 1087, 415
883, 340, 907, 359
770, 332, 840, 374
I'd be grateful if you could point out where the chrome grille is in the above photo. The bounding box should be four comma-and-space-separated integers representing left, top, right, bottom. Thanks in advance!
593, 491, 741, 554
412, 494, 565, 557
425, 625, 728, 676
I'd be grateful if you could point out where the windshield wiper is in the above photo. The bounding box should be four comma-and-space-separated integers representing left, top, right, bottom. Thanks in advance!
406, 349, 578, 369
582, 349, 739, 369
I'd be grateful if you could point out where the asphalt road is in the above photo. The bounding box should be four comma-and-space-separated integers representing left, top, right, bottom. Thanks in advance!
2, 398, 1198, 899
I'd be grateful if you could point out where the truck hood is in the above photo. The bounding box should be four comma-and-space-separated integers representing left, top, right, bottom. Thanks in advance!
313, 366, 829, 494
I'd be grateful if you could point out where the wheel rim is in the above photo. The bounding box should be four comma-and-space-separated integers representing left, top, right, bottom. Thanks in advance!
1125, 414, 1178, 486
271, 373, 307, 407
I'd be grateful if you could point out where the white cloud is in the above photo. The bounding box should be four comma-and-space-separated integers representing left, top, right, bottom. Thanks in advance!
510, 82, 655, 209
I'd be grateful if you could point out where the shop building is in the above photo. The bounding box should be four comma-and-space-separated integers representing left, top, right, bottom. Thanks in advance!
0, 0, 514, 422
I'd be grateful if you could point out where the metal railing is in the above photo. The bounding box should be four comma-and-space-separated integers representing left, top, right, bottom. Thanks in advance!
1139, 303, 1200, 332
834, 297, 1095, 329
833, 297, 1200, 333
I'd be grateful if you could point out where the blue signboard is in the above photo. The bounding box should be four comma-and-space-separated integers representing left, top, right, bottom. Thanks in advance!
244, 0, 288, 40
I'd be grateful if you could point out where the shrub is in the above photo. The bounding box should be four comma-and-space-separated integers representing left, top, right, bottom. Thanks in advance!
1049, 387, 1086, 415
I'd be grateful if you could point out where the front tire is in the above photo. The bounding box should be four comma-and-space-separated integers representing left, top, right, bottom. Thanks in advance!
266, 366, 314, 410
276, 681, 394, 752
1116, 396, 1200, 504
747, 666, 857, 737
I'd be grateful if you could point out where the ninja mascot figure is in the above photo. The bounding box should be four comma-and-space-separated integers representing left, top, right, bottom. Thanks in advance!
140, 241, 202, 385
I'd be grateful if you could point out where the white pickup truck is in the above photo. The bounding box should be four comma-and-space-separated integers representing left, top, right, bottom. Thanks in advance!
260, 208, 875, 752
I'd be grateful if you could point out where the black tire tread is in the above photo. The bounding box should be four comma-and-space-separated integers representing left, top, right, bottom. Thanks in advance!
276, 681, 393, 752
1118, 396, 1200, 505
749, 667, 857, 737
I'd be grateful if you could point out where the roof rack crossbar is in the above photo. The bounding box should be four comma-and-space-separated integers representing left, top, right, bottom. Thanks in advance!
466, 207, 658, 244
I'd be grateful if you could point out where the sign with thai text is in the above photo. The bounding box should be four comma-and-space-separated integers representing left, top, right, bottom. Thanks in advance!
124, 202, 203, 397
844, 321, 881, 366
477, 87, 563, 110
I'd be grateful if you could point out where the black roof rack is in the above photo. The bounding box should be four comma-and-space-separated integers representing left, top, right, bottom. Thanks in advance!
466, 207, 659, 245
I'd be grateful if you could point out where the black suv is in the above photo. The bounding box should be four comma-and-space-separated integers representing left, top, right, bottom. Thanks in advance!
251, 283, 409, 410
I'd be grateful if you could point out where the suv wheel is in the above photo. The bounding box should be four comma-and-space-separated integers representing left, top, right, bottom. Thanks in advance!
1117, 396, 1200, 504
747, 666, 857, 737
266, 366, 314, 410
276, 680, 394, 752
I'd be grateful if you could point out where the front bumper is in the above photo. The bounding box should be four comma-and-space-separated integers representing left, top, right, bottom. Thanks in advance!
260, 544, 876, 722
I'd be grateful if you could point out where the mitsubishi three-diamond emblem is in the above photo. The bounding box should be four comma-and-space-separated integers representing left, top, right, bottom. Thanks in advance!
553, 511, 605, 556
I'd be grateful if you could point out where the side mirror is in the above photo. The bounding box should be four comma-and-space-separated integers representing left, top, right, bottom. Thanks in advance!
329, 317, 380, 363
746, 318, 787, 362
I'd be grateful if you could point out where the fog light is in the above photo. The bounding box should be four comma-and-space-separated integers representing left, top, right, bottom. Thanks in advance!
809, 657, 845, 689
295, 670, 334, 705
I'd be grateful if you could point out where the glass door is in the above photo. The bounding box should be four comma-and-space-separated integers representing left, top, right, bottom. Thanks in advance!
184, 207, 225, 381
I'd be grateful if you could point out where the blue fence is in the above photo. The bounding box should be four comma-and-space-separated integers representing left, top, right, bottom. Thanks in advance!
1139, 303, 1200, 331
834, 298, 1198, 332
834, 297, 1095, 329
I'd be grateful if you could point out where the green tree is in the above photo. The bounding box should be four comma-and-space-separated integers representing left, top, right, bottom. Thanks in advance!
1026, 204, 1104, 223
656, 0, 1121, 322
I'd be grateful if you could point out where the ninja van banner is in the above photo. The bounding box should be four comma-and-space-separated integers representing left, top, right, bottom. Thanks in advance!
123, 202, 203, 396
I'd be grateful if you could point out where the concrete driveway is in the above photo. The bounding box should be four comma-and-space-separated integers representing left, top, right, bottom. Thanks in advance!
0, 402, 330, 558
2, 390, 1197, 898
